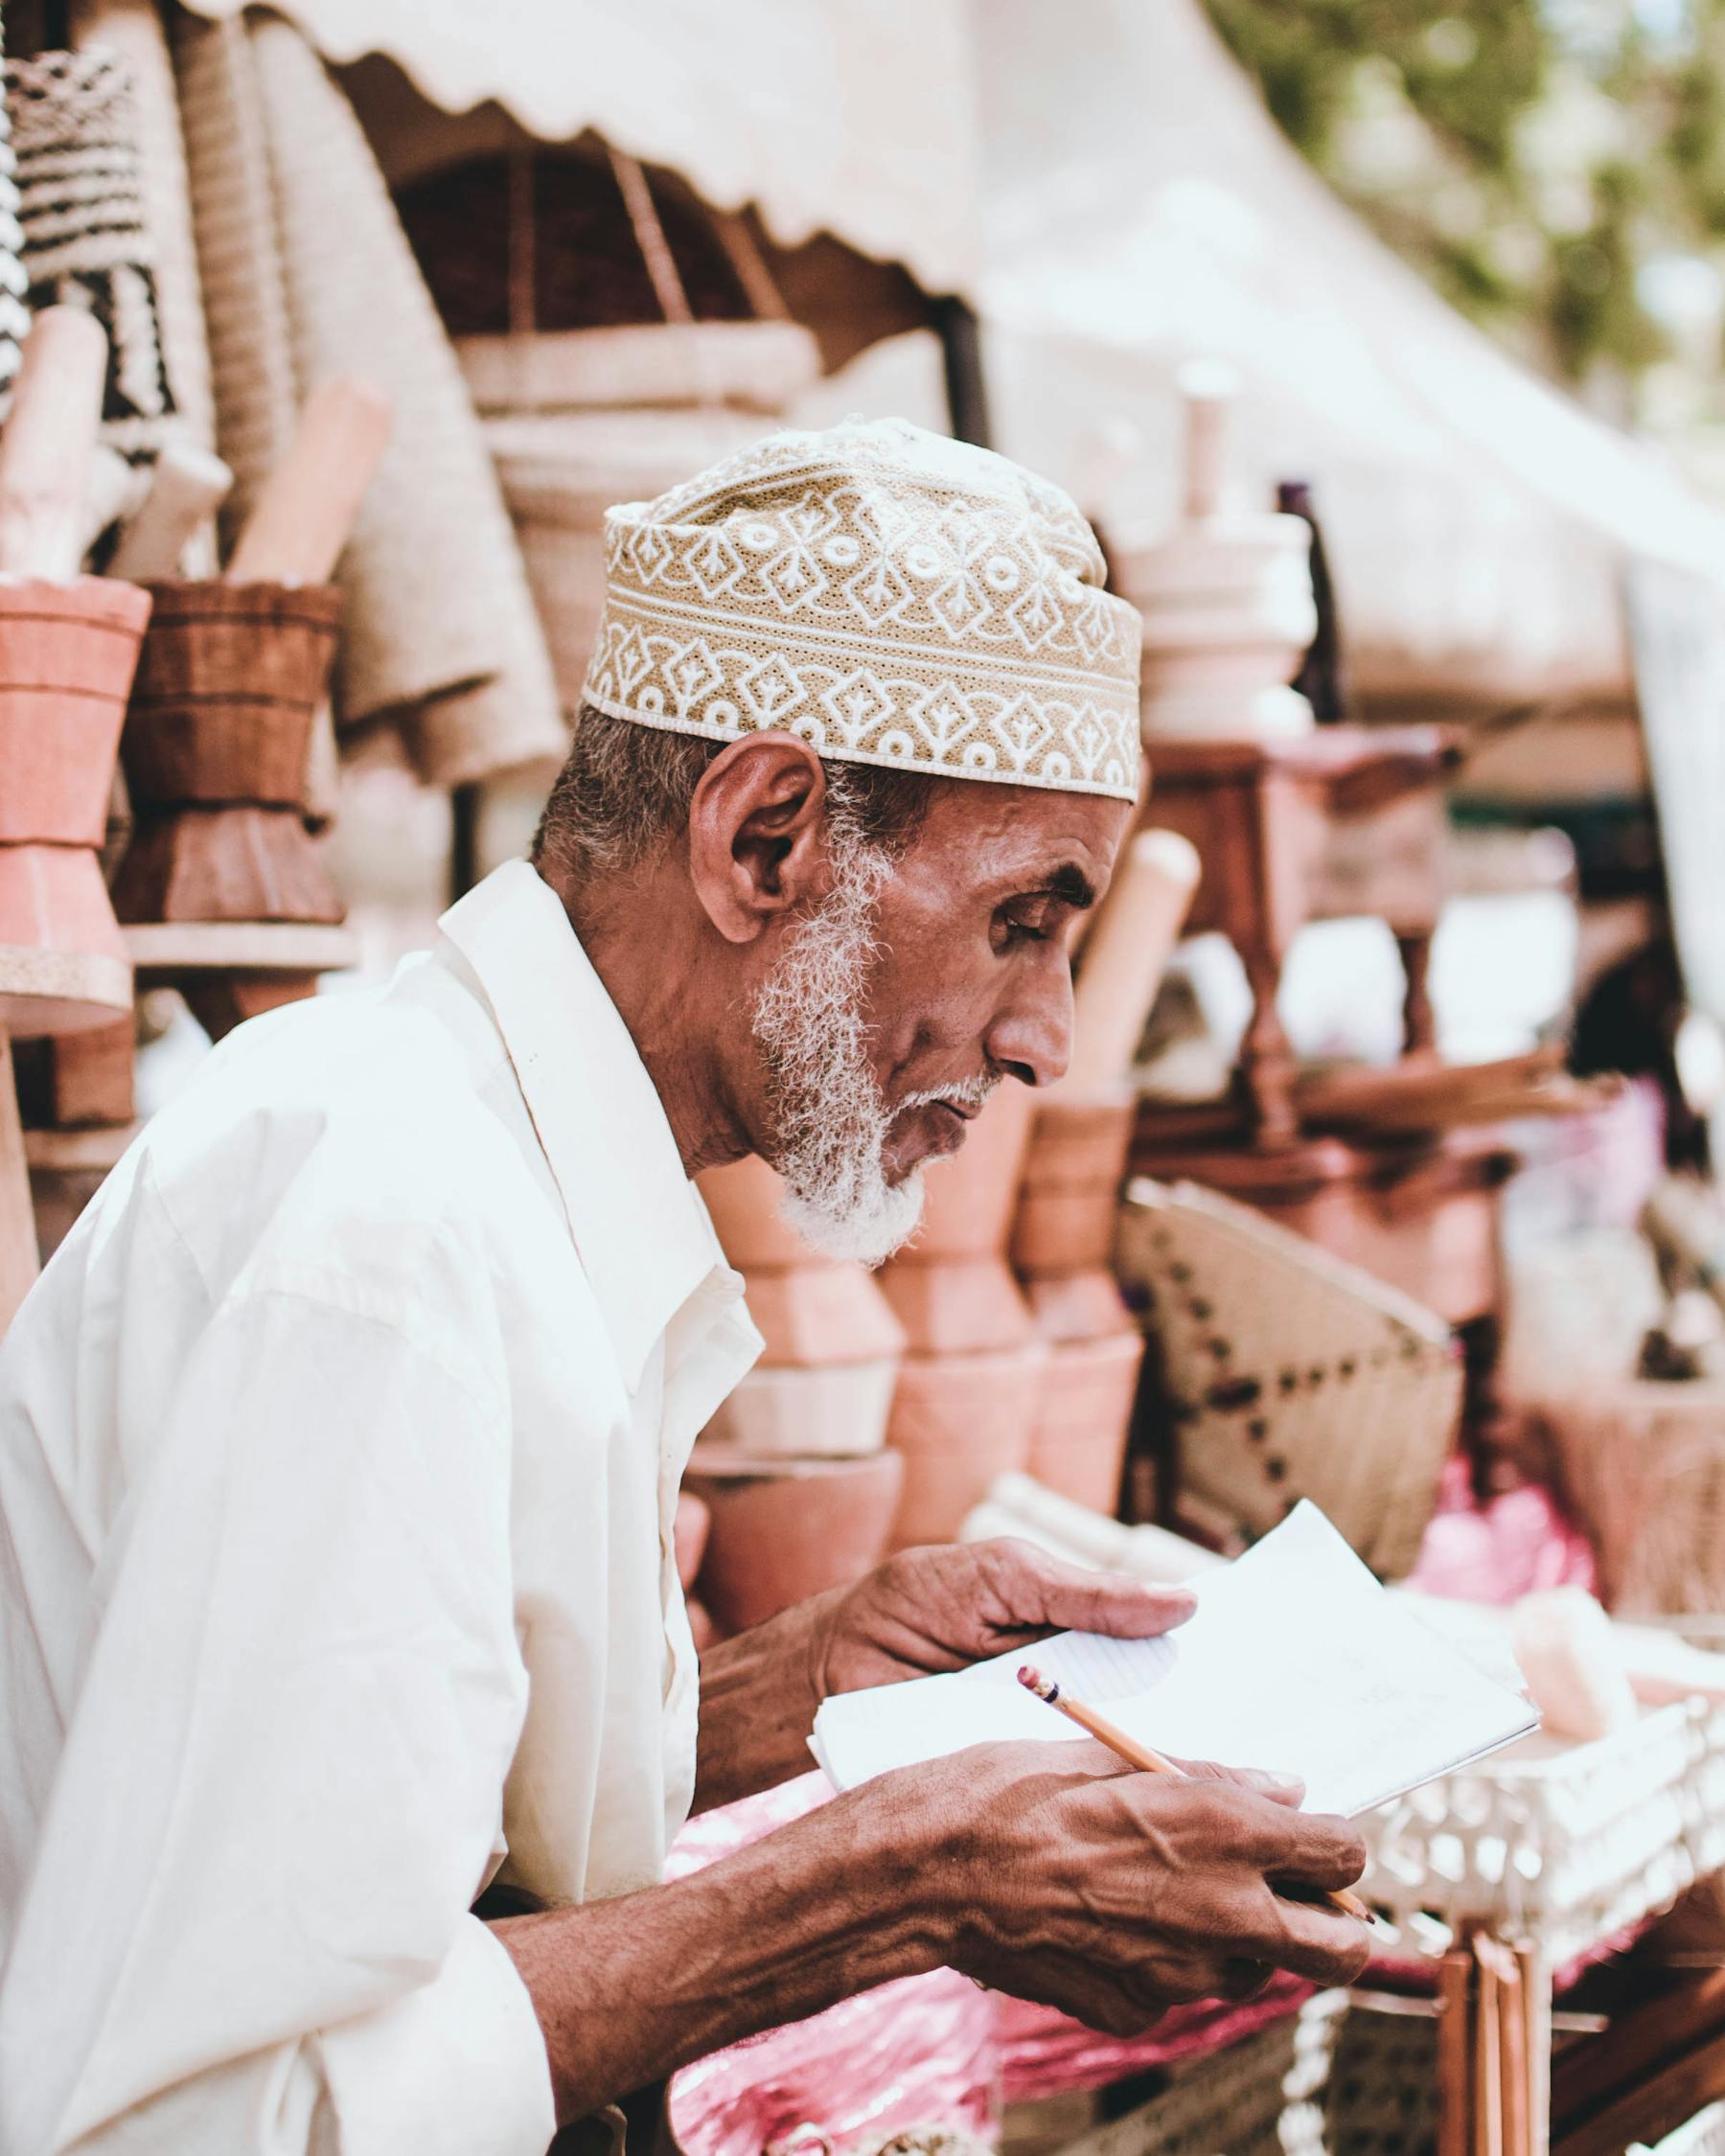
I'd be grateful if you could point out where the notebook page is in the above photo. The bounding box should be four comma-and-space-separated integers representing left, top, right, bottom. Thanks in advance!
811, 1502, 1536, 1813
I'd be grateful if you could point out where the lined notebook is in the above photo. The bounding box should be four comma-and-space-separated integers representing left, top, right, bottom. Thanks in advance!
811, 1502, 1537, 1817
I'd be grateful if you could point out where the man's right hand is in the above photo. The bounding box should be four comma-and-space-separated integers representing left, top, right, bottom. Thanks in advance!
897, 1737, 1372, 2033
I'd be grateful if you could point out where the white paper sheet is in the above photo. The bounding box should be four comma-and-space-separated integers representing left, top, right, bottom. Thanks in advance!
810, 1502, 1537, 1817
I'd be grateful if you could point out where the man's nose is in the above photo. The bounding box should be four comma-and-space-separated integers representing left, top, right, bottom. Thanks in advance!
983, 949, 1074, 1090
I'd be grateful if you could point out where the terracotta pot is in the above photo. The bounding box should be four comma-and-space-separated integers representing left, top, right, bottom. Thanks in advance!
1011, 1093, 1135, 1279
112, 581, 344, 927
878, 1252, 1034, 1357
684, 1446, 905, 1632
703, 1359, 899, 1458
673, 1490, 710, 1591
1024, 1266, 1135, 1346
884, 1340, 1047, 1548
0, 577, 151, 1035
701, 1154, 907, 1377
699, 1155, 812, 1272
1025, 1330, 1144, 1515
12, 1014, 133, 1129
895, 1082, 1037, 1263
738, 1264, 906, 1369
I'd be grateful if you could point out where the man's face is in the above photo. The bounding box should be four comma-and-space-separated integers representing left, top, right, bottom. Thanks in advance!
749, 778, 1132, 1265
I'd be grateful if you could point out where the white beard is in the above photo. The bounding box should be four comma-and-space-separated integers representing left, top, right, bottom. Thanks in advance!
749, 833, 997, 1268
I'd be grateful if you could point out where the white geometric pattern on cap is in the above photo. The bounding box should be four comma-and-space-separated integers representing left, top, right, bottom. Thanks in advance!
580, 416, 1142, 801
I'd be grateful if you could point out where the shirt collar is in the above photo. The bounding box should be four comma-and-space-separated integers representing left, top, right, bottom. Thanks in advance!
435, 860, 743, 1391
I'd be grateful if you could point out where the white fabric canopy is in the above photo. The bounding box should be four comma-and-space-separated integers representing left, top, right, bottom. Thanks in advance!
974, 0, 1725, 716
175, 0, 980, 295
187, 0, 1725, 715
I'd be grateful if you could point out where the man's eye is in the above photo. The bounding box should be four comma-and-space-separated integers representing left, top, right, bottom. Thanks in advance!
1000, 911, 1050, 946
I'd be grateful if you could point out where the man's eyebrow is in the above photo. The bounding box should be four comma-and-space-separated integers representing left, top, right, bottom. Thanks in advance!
1042, 863, 1098, 910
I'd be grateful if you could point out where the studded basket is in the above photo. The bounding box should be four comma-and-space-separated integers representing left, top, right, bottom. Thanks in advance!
1116, 1178, 1460, 1579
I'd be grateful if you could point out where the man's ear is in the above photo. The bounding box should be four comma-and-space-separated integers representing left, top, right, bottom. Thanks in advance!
686, 733, 833, 946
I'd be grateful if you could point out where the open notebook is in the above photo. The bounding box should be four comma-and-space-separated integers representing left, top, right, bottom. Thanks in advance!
811, 1501, 1537, 1818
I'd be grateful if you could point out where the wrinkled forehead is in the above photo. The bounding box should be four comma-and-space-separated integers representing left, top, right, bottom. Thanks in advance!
891, 776, 1134, 902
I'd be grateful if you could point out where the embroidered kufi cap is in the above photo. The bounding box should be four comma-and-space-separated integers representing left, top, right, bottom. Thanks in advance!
580, 417, 1142, 801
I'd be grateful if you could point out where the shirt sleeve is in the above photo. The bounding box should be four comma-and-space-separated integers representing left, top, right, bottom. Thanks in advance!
0, 1286, 556, 2156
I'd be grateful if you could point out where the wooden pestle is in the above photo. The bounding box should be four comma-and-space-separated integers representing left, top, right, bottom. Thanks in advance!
109, 443, 233, 581
1059, 828, 1200, 1097
0, 308, 110, 580
225, 377, 392, 585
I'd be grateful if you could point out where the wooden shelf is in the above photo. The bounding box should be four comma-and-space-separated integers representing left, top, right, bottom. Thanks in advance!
123, 920, 358, 981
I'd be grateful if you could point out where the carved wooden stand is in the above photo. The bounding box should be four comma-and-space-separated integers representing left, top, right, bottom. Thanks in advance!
1141, 725, 1460, 1146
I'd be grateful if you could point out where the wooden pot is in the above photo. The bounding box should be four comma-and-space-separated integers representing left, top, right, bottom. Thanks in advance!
0, 577, 151, 1035
684, 1446, 905, 1633
885, 1340, 1047, 1548
112, 581, 344, 928
1025, 1330, 1144, 1515
1011, 1093, 1135, 1278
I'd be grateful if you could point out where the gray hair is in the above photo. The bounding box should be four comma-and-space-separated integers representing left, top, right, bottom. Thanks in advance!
532, 705, 936, 883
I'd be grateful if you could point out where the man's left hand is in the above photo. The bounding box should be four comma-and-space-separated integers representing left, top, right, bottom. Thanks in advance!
809, 1538, 1197, 1701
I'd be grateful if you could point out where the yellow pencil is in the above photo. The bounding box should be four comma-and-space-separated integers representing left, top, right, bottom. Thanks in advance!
1017, 1663, 1373, 1925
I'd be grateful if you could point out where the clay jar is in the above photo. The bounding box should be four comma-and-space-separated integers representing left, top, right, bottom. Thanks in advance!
699, 1155, 906, 1458
1011, 1091, 1138, 1341
112, 581, 344, 928
0, 577, 151, 1035
1011, 1091, 1143, 1520
879, 1086, 1045, 1546
879, 1081, 1038, 1356
683, 1446, 905, 1633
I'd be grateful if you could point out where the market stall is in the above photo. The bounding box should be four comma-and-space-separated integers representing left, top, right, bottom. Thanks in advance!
4, 4, 1725, 2152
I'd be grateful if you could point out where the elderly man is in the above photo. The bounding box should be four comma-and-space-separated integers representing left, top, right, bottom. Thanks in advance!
0, 420, 1368, 2152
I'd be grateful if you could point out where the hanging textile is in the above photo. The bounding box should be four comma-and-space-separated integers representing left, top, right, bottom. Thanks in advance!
0, 6, 27, 404
5, 48, 175, 468
172, 10, 565, 789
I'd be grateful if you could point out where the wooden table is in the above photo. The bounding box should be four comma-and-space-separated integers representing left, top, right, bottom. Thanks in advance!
1142, 725, 1462, 1145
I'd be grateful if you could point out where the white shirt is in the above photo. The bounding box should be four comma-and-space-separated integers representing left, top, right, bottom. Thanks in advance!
0, 861, 762, 2155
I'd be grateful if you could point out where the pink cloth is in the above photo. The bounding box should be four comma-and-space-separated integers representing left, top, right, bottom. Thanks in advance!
666, 1777, 999, 2156
1409, 1455, 1596, 1604
995, 1981, 1312, 2103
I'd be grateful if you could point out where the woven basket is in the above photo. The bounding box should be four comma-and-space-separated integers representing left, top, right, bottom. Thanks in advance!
6, 48, 174, 466
1050, 1991, 1441, 2156
486, 404, 782, 712
460, 320, 820, 418
1117, 1179, 1460, 1578
73, 0, 216, 466
1360, 1700, 1725, 1971
1533, 1374, 1725, 1617
0, 9, 26, 405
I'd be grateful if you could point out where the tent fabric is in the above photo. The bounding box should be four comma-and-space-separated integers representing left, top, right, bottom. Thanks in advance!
974, 0, 1725, 717
172, 0, 980, 298
179, 0, 1725, 719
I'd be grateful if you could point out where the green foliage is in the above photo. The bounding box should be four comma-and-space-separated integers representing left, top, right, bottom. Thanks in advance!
1202, 0, 1725, 392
